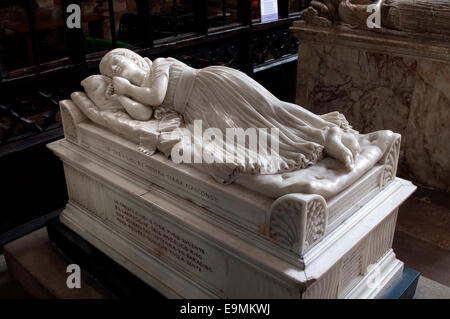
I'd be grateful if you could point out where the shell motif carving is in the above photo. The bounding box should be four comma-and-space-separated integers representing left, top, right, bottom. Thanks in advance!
269, 199, 303, 253
269, 194, 328, 255
381, 136, 401, 188
304, 199, 327, 251
60, 103, 78, 143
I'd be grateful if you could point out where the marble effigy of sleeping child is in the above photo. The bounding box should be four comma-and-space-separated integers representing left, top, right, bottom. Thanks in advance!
76, 74, 183, 157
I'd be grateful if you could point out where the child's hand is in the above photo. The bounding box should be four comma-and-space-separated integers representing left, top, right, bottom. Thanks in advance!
105, 83, 115, 98
113, 76, 131, 96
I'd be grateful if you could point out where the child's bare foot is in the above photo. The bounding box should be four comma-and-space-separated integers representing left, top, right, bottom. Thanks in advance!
341, 132, 360, 158
325, 127, 354, 169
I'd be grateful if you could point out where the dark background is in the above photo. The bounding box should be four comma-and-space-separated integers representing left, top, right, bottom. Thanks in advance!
0, 0, 305, 246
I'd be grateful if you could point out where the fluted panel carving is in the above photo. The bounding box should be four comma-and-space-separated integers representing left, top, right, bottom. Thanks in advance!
63, 164, 108, 219
362, 209, 398, 272
303, 264, 340, 299
338, 243, 363, 296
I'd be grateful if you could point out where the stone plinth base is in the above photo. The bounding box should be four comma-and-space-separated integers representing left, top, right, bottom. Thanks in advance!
47, 138, 416, 298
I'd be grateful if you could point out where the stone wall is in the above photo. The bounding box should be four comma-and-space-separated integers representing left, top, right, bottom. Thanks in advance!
292, 22, 450, 191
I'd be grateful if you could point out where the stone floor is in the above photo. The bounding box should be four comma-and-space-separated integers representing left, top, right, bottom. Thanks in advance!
0, 254, 30, 299
393, 186, 450, 288
0, 186, 449, 299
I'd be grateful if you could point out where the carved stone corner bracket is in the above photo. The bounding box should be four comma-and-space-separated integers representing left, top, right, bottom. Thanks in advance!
269, 193, 328, 256
59, 100, 86, 143
380, 134, 401, 189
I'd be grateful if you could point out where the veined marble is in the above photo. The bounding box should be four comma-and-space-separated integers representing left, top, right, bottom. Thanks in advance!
293, 22, 450, 191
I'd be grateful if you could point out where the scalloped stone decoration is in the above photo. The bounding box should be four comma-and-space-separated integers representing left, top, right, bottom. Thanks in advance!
60, 103, 78, 143
270, 199, 303, 253
381, 136, 401, 188
304, 199, 327, 251
269, 194, 328, 255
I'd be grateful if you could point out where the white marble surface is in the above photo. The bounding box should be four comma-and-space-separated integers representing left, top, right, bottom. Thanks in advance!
54, 111, 404, 259
73, 48, 368, 184
49, 138, 415, 298
63, 98, 399, 201
236, 130, 397, 199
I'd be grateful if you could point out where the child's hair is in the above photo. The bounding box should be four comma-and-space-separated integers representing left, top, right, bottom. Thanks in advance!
99, 48, 151, 78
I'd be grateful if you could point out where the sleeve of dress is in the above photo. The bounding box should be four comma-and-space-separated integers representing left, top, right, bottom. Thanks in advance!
146, 58, 170, 106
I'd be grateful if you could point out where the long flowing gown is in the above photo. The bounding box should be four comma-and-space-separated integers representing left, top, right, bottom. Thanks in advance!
146, 58, 355, 183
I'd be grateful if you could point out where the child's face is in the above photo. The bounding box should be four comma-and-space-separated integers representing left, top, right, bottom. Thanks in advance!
108, 56, 146, 85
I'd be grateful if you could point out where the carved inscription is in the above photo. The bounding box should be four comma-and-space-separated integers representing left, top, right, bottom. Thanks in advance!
145, 164, 218, 202
113, 199, 213, 274
104, 145, 218, 203
106, 145, 145, 169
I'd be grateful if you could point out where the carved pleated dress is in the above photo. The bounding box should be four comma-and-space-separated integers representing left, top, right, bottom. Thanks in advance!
153, 59, 354, 183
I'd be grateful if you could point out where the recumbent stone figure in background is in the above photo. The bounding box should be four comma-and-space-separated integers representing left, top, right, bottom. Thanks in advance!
306, 0, 450, 35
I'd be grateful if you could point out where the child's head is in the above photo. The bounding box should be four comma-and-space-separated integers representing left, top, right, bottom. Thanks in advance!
99, 48, 151, 86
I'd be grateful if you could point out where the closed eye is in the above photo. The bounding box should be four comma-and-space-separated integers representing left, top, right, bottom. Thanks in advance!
112, 65, 121, 74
